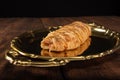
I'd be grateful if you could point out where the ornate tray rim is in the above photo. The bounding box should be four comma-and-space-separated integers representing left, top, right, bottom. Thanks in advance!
5, 23, 120, 67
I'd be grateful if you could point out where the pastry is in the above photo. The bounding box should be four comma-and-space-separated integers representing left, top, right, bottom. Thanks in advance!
41, 21, 91, 51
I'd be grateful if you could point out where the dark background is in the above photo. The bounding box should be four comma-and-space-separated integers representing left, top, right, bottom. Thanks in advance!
0, 0, 119, 17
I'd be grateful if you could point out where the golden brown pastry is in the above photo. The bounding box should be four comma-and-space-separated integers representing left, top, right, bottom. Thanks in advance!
41, 21, 91, 51
41, 38, 91, 57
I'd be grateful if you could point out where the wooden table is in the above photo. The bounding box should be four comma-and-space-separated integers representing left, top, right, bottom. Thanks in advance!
0, 16, 120, 80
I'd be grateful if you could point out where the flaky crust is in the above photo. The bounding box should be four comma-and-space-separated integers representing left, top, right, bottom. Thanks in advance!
41, 21, 91, 51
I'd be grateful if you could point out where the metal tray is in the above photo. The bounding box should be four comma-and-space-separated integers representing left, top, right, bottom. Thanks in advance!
5, 23, 120, 67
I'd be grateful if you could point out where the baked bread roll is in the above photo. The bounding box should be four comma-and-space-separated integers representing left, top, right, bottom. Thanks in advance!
41, 21, 91, 51
41, 38, 91, 57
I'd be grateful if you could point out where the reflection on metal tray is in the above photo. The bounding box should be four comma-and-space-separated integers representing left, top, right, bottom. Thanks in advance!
5, 23, 120, 67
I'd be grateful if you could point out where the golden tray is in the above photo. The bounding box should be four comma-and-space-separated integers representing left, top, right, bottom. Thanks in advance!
5, 23, 120, 67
